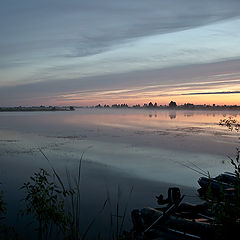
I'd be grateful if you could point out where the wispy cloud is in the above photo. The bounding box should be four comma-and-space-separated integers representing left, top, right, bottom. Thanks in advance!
1, 57, 240, 106
182, 91, 240, 96
1, 1, 240, 88
55, 78, 240, 104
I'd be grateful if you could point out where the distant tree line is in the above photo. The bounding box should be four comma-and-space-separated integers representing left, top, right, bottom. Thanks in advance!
92, 101, 240, 110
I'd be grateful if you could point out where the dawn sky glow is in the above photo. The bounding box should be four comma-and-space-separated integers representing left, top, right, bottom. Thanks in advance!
1, 0, 240, 106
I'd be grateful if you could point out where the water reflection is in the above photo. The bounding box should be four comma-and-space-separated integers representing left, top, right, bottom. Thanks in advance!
184, 113, 194, 117
169, 111, 176, 119
0, 109, 239, 136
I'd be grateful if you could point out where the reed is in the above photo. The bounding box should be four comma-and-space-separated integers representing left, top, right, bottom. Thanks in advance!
106, 185, 133, 240
1, 149, 133, 240
0, 184, 6, 222
38, 149, 110, 240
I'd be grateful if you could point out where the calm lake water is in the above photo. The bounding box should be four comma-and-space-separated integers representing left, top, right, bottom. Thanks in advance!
0, 108, 240, 237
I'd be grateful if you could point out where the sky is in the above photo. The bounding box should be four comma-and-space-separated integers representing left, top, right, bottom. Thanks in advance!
1, 0, 240, 106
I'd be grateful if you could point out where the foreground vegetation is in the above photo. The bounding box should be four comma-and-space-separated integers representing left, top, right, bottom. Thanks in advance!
0, 152, 132, 240
209, 117, 240, 239
207, 149, 240, 239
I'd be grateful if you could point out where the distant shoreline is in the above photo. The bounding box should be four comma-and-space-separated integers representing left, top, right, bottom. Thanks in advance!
88, 106, 240, 111
1, 105, 240, 112
0, 106, 75, 112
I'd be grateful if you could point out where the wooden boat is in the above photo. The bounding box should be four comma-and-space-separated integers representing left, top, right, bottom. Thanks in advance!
197, 172, 238, 201
131, 187, 215, 240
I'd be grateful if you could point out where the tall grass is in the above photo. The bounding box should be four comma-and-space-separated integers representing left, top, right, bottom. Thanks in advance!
38, 149, 109, 240
106, 185, 133, 240
0, 149, 134, 240
0, 184, 6, 222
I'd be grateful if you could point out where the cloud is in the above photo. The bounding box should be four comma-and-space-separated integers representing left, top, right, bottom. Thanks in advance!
1, 1, 240, 105
3, 17, 239, 90
182, 91, 240, 96
2, 59, 240, 106
1, 0, 240, 60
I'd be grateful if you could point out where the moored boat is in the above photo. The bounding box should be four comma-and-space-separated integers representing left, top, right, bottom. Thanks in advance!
130, 187, 215, 240
197, 172, 239, 201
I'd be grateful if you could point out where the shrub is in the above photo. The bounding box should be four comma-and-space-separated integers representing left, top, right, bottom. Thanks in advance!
20, 168, 69, 240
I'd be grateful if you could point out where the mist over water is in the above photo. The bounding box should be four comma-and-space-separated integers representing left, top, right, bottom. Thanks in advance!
0, 109, 239, 185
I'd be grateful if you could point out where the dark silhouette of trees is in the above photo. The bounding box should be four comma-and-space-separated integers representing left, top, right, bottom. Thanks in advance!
111, 104, 128, 108
169, 101, 177, 108
148, 102, 153, 108
183, 103, 194, 109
